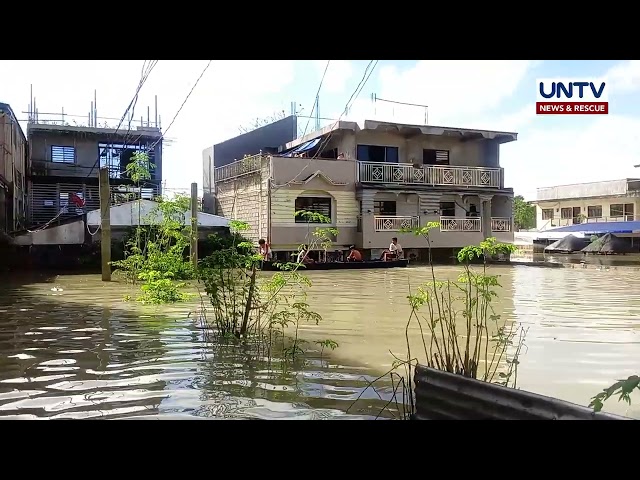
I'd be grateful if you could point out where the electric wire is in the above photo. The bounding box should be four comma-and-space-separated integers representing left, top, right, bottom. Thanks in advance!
272, 60, 378, 190
146, 60, 212, 153
301, 60, 331, 138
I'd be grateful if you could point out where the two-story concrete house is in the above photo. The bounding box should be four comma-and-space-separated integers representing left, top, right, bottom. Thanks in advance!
212, 119, 516, 260
27, 121, 163, 228
0, 102, 27, 233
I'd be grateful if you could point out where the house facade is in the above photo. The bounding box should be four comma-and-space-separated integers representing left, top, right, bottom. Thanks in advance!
26, 122, 163, 228
534, 179, 640, 231
0, 102, 27, 232
212, 119, 516, 260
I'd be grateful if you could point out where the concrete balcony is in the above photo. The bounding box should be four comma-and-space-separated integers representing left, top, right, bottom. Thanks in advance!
358, 162, 501, 188
440, 216, 482, 232
374, 215, 419, 232
358, 214, 514, 250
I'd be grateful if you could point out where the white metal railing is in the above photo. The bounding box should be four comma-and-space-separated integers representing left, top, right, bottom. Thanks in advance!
545, 215, 638, 227
439, 216, 482, 232
358, 162, 501, 188
491, 217, 512, 232
214, 154, 262, 182
374, 215, 419, 232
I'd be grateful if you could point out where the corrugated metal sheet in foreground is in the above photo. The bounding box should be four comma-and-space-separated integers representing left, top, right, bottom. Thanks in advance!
413, 365, 631, 420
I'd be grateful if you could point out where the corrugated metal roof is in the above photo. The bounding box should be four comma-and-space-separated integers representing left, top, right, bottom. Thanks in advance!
413, 365, 630, 420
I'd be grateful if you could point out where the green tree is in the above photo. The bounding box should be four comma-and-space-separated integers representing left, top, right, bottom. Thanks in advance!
513, 195, 535, 231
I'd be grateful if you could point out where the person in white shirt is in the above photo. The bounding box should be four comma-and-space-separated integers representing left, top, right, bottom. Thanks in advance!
258, 239, 272, 261
296, 245, 313, 264
380, 237, 403, 261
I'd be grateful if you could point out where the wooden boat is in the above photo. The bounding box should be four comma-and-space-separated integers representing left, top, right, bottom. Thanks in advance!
260, 259, 409, 271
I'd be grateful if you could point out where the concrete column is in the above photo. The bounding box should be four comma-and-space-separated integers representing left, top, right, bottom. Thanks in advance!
479, 194, 494, 239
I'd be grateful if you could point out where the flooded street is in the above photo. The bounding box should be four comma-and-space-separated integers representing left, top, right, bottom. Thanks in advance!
1, 265, 639, 419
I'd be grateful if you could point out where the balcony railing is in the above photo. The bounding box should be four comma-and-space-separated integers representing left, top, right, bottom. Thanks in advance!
358, 162, 501, 188
491, 217, 512, 232
374, 215, 419, 232
440, 216, 482, 232
214, 154, 262, 182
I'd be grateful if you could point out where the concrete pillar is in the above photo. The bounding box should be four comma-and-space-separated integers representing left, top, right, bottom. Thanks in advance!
479, 194, 494, 239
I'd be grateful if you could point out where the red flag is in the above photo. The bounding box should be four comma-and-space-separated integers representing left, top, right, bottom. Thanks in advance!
69, 192, 85, 208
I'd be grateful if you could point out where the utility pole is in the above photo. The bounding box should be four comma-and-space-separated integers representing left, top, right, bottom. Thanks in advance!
99, 168, 112, 281
190, 182, 198, 269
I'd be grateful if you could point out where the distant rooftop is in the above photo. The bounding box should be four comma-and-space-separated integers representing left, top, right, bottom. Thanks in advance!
0, 102, 26, 142
281, 119, 518, 152
536, 178, 640, 202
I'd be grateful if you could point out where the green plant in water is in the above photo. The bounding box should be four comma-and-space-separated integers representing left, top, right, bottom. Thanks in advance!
589, 375, 640, 413
349, 224, 527, 419
197, 215, 338, 366
111, 153, 195, 304
294, 210, 338, 262
138, 270, 190, 304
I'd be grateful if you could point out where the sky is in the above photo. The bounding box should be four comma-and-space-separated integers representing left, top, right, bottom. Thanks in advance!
1, 59, 639, 200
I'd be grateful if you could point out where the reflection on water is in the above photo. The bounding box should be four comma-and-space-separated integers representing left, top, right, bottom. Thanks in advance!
1, 264, 639, 419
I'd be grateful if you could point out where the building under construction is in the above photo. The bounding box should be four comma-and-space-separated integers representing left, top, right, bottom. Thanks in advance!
25, 90, 164, 229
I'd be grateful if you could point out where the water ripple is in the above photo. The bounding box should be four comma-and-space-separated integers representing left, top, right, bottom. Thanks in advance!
1, 267, 639, 419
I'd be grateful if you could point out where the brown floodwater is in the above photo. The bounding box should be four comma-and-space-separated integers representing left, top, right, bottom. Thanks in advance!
1, 264, 639, 419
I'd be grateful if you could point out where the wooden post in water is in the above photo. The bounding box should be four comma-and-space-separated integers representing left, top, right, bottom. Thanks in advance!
190, 182, 198, 269
99, 168, 112, 281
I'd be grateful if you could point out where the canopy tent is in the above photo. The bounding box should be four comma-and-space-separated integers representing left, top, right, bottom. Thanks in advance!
544, 234, 588, 253
581, 233, 635, 255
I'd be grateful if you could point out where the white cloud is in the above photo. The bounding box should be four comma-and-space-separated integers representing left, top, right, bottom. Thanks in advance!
312, 60, 353, 94
605, 60, 640, 95
503, 114, 640, 200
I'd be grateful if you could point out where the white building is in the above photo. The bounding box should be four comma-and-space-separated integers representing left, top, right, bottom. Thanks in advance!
533, 179, 640, 231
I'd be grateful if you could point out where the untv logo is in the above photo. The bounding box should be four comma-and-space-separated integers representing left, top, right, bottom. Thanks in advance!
536, 78, 609, 115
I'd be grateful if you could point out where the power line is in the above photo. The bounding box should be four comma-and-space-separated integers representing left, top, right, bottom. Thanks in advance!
311, 60, 378, 159
302, 60, 331, 138
85, 60, 158, 178
147, 60, 212, 153
274, 60, 378, 189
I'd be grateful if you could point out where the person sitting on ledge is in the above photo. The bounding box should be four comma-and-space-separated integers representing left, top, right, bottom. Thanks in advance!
380, 237, 403, 261
346, 245, 363, 262
296, 245, 314, 264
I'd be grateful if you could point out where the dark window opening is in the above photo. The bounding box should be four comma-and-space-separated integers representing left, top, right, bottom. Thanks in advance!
572, 206, 582, 224
51, 146, 75, 164
611, 203, 635, 219
357, 144, 399, 163
295, 196, 332, 223
99, 142, 154, 180
440, 201, 456, 217
423, 149, 449, 166
587, 205, 602, 218
560, 208, 572, 219
374, 201, 397, 216
542, 208, 554, 220
319, 148, 338, 159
